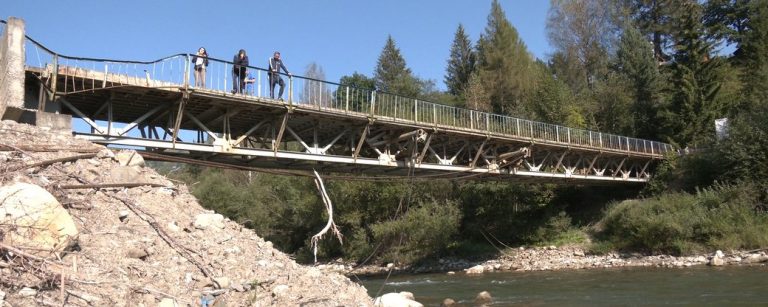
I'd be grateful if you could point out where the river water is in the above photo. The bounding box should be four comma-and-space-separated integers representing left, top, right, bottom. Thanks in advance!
358, 265, 768, 306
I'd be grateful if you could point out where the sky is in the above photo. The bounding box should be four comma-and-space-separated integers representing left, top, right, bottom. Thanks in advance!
5, 0, 551, 91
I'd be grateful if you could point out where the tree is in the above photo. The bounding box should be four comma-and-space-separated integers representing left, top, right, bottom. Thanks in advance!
475, 0, 536, 115
338, 72, 376, 112
614, 22, 664, 138
663, 1, 727, 147
546, 0, 623, 92
301, 62, 332, 106
373, 35, 420, 97
738, 0, 768, 103
445, 24, 476, 97
464, 71, 491, 112
627, 0, 679, 62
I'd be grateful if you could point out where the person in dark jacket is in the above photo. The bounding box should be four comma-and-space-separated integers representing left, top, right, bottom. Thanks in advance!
232, 49, 249, 94
191, 47, 209, 88
268, 51, 291, 100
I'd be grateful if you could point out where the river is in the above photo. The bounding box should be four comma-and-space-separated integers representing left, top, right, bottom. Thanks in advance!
358, 265, 768, 305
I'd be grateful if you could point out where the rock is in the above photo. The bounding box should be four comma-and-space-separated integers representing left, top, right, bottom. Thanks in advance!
0, 183, 79, 257
272, 284, 290, 297
167, 221, 181, 232
119, 210, 130, 222
115, 150, 145, 167
399, 291, 415, 300
0, 289, 5, 301
743, 254, 768, 264
373, 292, 423, 307
549, 245, 557, 250
446, 271, 456, 275
106, 166, 143, 184
18, 287, 37, 297
232, 283, 245, 292
573, 250, 585, 257
386, 263, 394, 269
715, 250, 725, 258
96, 148, 116, 159
213, 277, 230, 289
194, 213, 225, 230
475, 291, 493, 305
710, 256, 725, 266
126, 247, 149, 259
441, 298, 456, 306
465, 265, 485, 275
157, 298, 178, 307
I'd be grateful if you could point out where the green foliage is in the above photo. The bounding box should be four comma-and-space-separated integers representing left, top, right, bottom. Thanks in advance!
445, 24, 476, 97
368, 199, 462, 264
374, 35, 421, 97
597, 183, 768, 255
476, 0, 536, 115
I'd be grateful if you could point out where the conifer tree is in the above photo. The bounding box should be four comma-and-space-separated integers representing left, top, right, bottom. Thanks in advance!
445, 24, 476, 97
373, 35, 420, 97
663, 1, 726, 147
739, 0, 768, 104
475, 0, 535, 115
615, 23, 663, 139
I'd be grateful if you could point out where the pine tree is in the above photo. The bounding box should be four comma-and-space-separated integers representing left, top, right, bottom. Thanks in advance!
664, 1, 726, 147
614, 23, 663, 139
476, 0, 536, 115
373, 35, 420, 97
739, 0, 768, 104
628, 0, 679, 62
445, 24, 476, 97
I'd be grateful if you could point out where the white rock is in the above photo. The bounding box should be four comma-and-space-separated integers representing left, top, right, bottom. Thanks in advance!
272, 284, 290, 297
465, 265, 485, 275
386, 263, 394, 269
96, 148, 115, 159
18, 287, 37, 297
399, 291, 415, 300
157, 298, 178, 307
373, 292, 423, 307
446, 271, 456, 275
715, 250, 725, 258
475, 291, 493, 305
166, 221, 181, 232
710, 256, 725, 266
0, 183, 78, 257
193, 213, 225, 230
213, 277, 230, 289
115, 150, 145, 167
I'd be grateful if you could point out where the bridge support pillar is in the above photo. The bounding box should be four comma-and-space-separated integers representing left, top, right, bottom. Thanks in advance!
0, 17, 26, 120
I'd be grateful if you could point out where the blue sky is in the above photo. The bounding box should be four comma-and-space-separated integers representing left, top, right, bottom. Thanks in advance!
6, 0, 550, 90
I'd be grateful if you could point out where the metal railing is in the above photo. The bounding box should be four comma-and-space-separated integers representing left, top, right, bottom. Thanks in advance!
20, 34, 674, 156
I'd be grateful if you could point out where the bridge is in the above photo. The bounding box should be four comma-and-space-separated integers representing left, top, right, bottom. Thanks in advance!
2, 18, 674, 184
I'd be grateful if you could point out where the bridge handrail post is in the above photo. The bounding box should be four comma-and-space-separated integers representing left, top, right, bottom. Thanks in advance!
345, 86, 350, 112
370, 90, 376, 116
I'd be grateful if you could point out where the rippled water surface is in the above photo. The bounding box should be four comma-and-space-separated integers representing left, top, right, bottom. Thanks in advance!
358, 265, 768, 306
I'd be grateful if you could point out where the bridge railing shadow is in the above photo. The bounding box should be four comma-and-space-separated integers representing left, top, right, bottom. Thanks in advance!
19, 32, 674, 157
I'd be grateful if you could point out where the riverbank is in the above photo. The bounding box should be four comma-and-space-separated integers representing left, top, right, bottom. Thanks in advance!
315, 245, 768, 277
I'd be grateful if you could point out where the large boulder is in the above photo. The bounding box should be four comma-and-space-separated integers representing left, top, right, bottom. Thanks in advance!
194, 213, 225, 230
475, 291, 493, 306
465, 264, 485, 275
0, 183, 78, 257
115, 150, 145, 167
373, 292, 423, 307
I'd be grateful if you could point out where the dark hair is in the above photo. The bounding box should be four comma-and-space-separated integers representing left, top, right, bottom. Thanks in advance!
199, 47, 208, 55
239, 49, 246, 57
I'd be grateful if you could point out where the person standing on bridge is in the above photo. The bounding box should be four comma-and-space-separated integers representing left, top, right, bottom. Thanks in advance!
192, 47, 209, 88
232, 49, 249, 94
268, 51, 291, 100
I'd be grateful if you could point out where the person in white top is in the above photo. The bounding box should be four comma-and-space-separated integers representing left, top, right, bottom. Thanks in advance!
191, 47, 209, 88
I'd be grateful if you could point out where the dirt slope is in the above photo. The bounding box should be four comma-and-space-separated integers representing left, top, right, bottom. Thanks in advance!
0, 120, 373, 306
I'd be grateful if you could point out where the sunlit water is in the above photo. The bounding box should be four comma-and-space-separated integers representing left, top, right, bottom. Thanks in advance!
358, 265, 768, 306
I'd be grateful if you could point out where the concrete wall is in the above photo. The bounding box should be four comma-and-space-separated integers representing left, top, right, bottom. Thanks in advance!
0, 17, 25, 119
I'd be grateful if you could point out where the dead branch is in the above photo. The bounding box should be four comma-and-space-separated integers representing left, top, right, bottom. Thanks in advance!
0, 143, 101, 153
58, 182, 172, 190
310, 170, 343, 263
5, 153, 97, 172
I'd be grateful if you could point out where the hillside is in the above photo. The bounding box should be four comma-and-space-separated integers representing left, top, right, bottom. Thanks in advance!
0, 120, 373, 306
